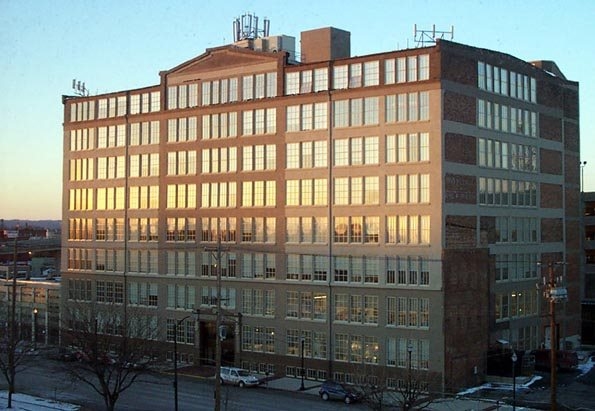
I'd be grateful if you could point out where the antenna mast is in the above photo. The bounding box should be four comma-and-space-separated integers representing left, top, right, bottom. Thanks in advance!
71, 79, 89, 97
233, 13, 270, 42
413, 24, 454, 47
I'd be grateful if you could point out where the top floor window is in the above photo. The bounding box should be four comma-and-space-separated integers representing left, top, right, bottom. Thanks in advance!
385, 54, 430, 84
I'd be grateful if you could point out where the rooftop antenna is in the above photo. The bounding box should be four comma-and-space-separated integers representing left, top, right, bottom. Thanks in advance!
71, 78, 89, 97
233, 13, 270, 42
414, 24, 454, 47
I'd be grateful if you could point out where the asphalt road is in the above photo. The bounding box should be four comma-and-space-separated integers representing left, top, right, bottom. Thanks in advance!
3, 360, 364, 411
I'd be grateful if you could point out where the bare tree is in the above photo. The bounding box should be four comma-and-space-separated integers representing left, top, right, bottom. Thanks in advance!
346, 363, 441, 411
0, 316, 35, 409
61, 303, 159, 411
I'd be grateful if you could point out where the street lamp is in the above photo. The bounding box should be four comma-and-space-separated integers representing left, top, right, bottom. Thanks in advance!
511, 350, 517, 411
299, 337, 305, 391
406, 343, 413, 409
174, 314, 197, 411
32, 308, 38, 350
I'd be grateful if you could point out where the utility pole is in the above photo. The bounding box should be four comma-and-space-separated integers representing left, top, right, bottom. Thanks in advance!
205, 233, 227, 411
7, 228, 19, 408
541, 261, 567, 411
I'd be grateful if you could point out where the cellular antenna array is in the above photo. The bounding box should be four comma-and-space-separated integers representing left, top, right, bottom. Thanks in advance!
233, 13, 270, 42
414, 24, 454, 47
72, 79, 89, 97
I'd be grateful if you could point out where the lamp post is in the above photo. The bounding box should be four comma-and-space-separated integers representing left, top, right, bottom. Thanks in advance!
581, 161, 587, 192
406, 343, 413, 410
32, 308, 38, 350
299, 337, 305, 391
174, 314, 197, 411
511, 350, 517, 411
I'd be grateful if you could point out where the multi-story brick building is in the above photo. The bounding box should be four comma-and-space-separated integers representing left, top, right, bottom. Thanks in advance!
61, 25, 580, 392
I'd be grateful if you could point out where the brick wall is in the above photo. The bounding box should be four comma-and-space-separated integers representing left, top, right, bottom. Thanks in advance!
541, 218, 563, 243
445, 215, 476, 248
540, 183, 563, 209
540, 148, 563, 175
444, 133, 476, 165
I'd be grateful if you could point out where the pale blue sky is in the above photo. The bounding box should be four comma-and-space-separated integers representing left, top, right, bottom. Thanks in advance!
0, 0, 593, 220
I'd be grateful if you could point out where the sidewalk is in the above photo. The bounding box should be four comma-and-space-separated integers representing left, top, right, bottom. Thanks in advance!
173, 365, 322, 394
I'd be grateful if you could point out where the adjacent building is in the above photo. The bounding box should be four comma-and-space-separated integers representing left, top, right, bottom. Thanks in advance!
61, 25, 581, 392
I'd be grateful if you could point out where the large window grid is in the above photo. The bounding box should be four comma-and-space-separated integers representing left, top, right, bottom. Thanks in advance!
286, 103, 328, 132
69, 158, 94, 181
286, 140, 327, 169
242, 144, 276, 171
286, 254, 329, 282
386, 338, 429, 370
478, 138, 537, 172
69, 188, 94, 211
286, 216, 328, 244
167, 117, 197, 142
129, 154, 158, 178
69, 128, 95, 151
128, 218, 159, 242
97, 125, 126, 149
386, 215, 431, 245
241, 217, 276, 243
70, 100, 96, 122
242, 108, 276, 136
127, 249, 158, 274
495, 289, 539, 322
96, 187, 125, 211
167, 83, 199, 110
333, 61, 379, 89
386, 133, 430, 163
240, 253, 276, 279
166, 217, 197, 242
129, 92, 160, 115
202, 112, 238, 139
384, 54, 430, 84
333, 136, 379, 166
200, 251, 237, 278
168, 150, 197, 176
333, 177, 379, 205
495, 217, 539, 243
285, 68, 329, 95
201, 77, 239, 106
201, 147, 237, 174
200, 217, 236, 242
387, 296, 430, 328
95, 218, 125, 242
385, 92, 429, 123
128, 282, 158, 307
241, 180, 276, 207
201, 286, 236, 309
130, 121, 160, 145
386, 174, 430, 204
68, 218, 93, 241
478, 99, 537, 137
479, 177, 537, 207
166, 184, 196, 209
200, 182, 237, 208
495, 253, 539, 282
286, 179, 328, 206
386, 256, 430, 286
241, 289, 275, 316
478, 61, 536, 103
333, 216, 379, 244
165, 251, 196, 277
333, 98, 379, 128
332, 256, 380, 283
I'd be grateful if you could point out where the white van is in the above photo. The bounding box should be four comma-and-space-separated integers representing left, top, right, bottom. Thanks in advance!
220, 367, 260, 387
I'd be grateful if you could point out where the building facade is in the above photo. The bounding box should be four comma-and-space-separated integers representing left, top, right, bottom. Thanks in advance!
61, 26, 581, 392
582, 192, 595, 344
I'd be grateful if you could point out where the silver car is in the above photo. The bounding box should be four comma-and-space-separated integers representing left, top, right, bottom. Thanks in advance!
220, 367, 260, 387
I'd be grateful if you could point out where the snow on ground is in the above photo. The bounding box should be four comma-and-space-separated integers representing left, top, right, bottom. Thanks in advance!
0, 392, 79, 411
458, 357, 595, 397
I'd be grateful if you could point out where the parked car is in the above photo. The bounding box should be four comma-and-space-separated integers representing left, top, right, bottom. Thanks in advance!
219, 367, 260, 387
319, 380, 361, 404
531, 349, 579, 371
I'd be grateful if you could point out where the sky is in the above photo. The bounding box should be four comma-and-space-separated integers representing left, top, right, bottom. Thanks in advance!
0, 0, 593, 220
